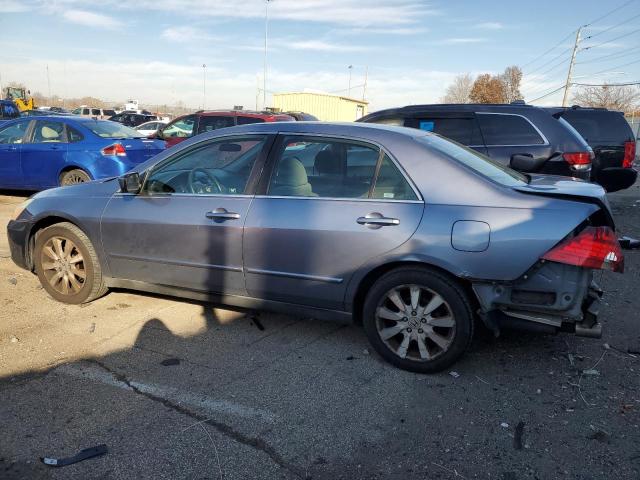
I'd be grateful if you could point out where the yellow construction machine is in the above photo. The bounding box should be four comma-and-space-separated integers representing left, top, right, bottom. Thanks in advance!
5, 87, 35, 111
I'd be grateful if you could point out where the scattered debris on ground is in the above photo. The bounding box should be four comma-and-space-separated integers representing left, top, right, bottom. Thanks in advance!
514, 421, 525, 450
160, 358, 180, 366
41, 444, 108, 467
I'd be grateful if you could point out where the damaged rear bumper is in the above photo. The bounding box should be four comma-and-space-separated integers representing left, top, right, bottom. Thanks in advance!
473, 261, 604, 338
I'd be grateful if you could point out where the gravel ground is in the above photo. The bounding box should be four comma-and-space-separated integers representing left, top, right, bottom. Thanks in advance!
0, 183, 638, 480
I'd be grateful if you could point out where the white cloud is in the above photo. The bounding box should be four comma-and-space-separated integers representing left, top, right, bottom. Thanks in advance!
287, 40, 370, 52
439, 38, 487, 45
476, 22, 504, 30
0, 0, 31, 12
162, 26, 219, 43
62, 9, 119, 29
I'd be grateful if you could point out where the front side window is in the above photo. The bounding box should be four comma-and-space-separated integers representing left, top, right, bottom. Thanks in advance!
145, 136, 266, 195
91, 109, 101, 116
71, 108, 81, 115
162, 115, 195, 138
268, 136, 417, 200
0, 121, 29, 144
477, 113, 545, 146
31, 120, 66, 143
197, 116, 235, 134
82, 108, 90, 115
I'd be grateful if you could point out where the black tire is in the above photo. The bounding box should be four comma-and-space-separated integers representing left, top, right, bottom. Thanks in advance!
34, 222, 108, 304
362, 267, 474, 373
60, 169, 91, 186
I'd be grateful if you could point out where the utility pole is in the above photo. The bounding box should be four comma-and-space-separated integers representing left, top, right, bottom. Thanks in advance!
562, 26, 582, 107
362, 66, 368, 101
263, 0, 271, 110
348, 65, 353, 97
46, 64, 51, 102
202, 64, 206, 110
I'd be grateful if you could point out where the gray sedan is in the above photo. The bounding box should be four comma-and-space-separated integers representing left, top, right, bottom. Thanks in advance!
7, 122, 623, 372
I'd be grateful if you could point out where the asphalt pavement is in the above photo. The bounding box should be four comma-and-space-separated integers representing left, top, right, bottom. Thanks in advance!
0, 182, 639, 480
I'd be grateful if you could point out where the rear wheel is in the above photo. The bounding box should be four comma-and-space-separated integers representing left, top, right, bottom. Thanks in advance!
362, 267, 474, 373
60, 169, 90, 186
34, 222, 107, 304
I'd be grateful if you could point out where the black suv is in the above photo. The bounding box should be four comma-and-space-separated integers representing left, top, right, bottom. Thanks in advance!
109, 112, 158, 127
545, 106, 637, 192
358, 104, 593, 181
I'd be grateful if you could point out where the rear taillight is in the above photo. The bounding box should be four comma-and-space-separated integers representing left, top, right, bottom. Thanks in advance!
563, 152, 592, 171
542, 226, 624, 273
101, 143, 126, 157
623, 141, 636, 168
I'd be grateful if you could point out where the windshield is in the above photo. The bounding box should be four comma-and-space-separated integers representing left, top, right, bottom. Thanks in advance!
85, 120, 143, 138
417, 134, 528, 187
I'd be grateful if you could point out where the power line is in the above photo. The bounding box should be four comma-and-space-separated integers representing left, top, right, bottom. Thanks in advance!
586, 57, 640, 76
525, 46, 573, 75
528, 85, 567, 103
584, 12, 640, 40
573, 80, 640, 86
521, 30, 577, 69
583, 0, 637, 26
582, 27, 640, 51
576, 47, 640, 64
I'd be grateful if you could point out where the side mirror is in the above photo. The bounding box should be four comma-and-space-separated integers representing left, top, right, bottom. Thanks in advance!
510, 154, 544, 173
118, 172, 142, 193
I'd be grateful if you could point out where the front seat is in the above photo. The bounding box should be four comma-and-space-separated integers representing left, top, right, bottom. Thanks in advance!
270, 157, 316, 197
39, 126, 61, 142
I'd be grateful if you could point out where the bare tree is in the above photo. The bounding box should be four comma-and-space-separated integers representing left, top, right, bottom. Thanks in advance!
572, 84, 640, 112
469, 74, 507, 104
501, 65, 523, 103
442, 73, 474, 103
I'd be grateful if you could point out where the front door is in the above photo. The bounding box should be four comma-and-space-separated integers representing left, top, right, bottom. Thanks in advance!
100, 134, 272, 295
0, 120, 30, 187
243, 135, 425, 311
21, 119, 69, 189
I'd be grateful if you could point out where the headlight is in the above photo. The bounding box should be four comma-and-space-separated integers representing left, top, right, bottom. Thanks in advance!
10, 198, 34, 221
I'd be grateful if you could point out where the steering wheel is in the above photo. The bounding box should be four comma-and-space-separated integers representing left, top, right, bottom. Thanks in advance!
188, 167, 223, 194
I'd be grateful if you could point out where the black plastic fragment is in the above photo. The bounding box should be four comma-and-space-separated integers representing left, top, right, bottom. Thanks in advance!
41, 444, 108, 467
513, 421, 525, 450
160, 358, 180, 366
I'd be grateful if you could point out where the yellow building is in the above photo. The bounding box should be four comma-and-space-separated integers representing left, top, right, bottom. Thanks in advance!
272, 92, 368, 121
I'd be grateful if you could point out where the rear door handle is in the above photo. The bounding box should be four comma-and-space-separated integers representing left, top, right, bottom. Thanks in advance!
206, 208, 240, 221
357, 212, 400, 227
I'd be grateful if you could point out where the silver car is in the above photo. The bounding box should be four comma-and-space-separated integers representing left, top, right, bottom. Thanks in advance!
7, 122, 623, 372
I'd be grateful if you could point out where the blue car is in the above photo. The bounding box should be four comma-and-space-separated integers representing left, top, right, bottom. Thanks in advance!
0, 115, 165, 190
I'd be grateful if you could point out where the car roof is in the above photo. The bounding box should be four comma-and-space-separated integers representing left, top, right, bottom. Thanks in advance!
543, 105, 624, 115
361, 103, 546, 120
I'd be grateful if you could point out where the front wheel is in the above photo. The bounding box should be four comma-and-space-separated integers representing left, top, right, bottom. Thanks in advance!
362, 267, 474, 373
60, 169, 91, 186
34, 222, 108, 304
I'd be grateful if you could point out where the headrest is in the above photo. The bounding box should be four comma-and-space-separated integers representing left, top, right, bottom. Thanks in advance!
274, 157, 308, 186
41, 126, 60, 139
314, 150, 342, 174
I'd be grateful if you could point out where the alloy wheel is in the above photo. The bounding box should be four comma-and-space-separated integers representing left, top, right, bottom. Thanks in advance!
40, 236, 86, 295
62, 171, 88, 185
375, 284, 456, 361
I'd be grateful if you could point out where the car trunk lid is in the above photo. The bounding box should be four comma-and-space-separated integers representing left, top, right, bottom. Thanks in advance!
513, 174, 615, 228
107, 138, 165, 163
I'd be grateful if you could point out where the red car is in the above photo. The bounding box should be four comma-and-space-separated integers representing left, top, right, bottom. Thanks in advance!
157, 110, 295, 147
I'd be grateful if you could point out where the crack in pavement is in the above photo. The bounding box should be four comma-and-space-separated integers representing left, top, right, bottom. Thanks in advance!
87, 359, 304, 479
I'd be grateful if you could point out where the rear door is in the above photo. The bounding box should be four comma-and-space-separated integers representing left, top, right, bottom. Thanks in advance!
0, 120, 30, 187
476, 112, 552, 167
21, 119, 68, 188
404, 112, 487, 155
243, 134, 424, 311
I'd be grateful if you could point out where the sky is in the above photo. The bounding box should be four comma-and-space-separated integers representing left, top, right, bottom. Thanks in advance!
0, 0, 639, 111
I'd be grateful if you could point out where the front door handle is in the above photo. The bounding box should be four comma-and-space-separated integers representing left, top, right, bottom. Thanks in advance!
357, 212, 400, 227
206, 208, 240, 221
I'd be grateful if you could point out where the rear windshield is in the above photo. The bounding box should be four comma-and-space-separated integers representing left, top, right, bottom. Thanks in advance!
417, 134, 527, 187
85, 120, 143, 138
103, 109, 116, 116
560, 110, 634, 144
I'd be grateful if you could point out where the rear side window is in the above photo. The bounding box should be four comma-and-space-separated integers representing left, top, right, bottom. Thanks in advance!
103, 109, 116, 116
477, 114, 545, 146
560, 110, 633, 144
408, 117, 483, 145
82, 108, 90, 115
67, 126, 84, 143
91, 109, 101, 116
197, 116, 235, 133
237, 116, 265, 125
371, 154, 418, 200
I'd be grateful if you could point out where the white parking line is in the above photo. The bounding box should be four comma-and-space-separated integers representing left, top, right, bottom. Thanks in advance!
56, 363, 276, 423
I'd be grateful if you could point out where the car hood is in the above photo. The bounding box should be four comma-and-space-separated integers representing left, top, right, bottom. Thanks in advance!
33, 177, 120, 199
